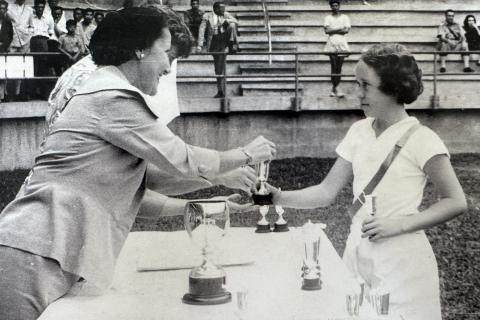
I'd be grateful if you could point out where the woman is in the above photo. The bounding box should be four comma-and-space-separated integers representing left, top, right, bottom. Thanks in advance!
463, 15, 480, 66
324, 0, 350, 98
268, 44, 466, 319
0, 8, 275, 320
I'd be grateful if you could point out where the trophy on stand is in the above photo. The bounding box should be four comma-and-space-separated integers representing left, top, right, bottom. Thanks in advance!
252, 160, 272, 206
273, 188, 288, 232
301, 220, 326, 290
253, 161, 273, 233
183, 200, 232, 305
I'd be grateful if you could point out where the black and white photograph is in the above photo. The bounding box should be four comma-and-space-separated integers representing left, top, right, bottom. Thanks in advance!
0, 0, 478, 319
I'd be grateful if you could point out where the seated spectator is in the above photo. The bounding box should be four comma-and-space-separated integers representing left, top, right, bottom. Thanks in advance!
197, 1, 239, 98
463, 15, 480, 66
78, 8, 96, 52
437, 9, 473, 73
30, 0, 55, 99
58, 19, 83, 68
184, 0, 204, 44
0, 0, 13, 101
94, 11, 104, 25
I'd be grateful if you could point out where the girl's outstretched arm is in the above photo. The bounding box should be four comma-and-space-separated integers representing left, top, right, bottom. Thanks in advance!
271, 157, 353, 209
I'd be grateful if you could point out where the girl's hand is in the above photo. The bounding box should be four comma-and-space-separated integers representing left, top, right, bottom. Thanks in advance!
361, 216, 406, 241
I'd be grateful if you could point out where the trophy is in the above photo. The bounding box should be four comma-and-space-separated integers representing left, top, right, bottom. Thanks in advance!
252, 160, 272, 206
273, 189, 288, 232
301, 220, 326, 290
182, 200, 232, 305
255, 205, 271, 233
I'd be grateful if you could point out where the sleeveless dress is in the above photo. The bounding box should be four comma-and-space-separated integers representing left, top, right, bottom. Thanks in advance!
323, 14, 351, 53
336, 117, 448, 320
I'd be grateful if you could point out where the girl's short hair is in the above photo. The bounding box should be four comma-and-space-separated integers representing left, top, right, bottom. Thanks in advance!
360, 43, 423, 104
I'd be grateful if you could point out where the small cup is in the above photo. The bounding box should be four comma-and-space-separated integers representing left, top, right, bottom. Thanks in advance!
346, 293, 360, 316
370, 292, 390, 315
236, 288, 248, 319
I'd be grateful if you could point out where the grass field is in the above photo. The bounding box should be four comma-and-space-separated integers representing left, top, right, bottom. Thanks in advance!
1, 154, 479, 319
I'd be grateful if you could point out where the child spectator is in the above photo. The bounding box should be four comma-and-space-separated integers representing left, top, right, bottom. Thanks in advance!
463, 15, 480, 66
184, 0, 204, 43
58, 19, 83, 68
437, 9, 473, 73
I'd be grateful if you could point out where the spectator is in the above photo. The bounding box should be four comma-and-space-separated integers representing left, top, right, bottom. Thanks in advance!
324, 0, 350, 98
29, 0, 55, 99
78, 8, 96, 51
94, 11, 104, 25
45, 0, 65, 39
437, 9, 473, 73
72, 7, 83, 24
184, 0, 204, 44
0, 0, 13, 101
6, 0, 34, 101
463, 15, 480, 67
48, 6, 67, 76
197, 1, 239, 98
58, 19, 83, 68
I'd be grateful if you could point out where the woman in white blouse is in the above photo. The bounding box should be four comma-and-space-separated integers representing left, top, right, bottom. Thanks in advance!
324, 0, 351, 97
268, 43, 467, 319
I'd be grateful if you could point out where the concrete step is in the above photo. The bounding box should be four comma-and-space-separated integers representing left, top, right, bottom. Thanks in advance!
236, 12, 291, 20
239, 63, 296, 74
241, 83, 303, 96
237, 25, 438, 40
238, 43, 297, 52
230, 0, 288, 4
238, 26, 295, 35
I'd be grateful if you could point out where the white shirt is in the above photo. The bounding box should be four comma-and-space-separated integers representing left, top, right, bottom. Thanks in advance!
7, 2, 34, 47
31, 14, 54, 38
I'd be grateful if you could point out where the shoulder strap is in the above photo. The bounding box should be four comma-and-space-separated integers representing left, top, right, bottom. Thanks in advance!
348, 123, 422, 218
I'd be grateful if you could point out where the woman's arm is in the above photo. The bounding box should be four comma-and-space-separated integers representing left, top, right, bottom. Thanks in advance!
325, 26, 350, 35
273, 157, 353, 209
138, 190, 254, 220
362, 154, 467, 241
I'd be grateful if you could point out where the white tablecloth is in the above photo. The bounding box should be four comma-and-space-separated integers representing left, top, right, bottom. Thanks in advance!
39, 227, 397, 320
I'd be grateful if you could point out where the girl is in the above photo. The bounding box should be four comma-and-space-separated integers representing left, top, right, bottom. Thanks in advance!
269, 43, 467, 319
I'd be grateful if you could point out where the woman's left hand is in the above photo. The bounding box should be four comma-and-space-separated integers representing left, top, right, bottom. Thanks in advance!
361, 216, 405, 241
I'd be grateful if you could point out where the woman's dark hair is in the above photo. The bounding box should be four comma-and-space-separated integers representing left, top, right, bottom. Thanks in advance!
360, 43, 423, 104
329, 0, 340, 6
463, 15, 477, 30
90, 7, 168, 66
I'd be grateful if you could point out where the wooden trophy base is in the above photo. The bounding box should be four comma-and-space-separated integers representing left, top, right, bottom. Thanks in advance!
273, 222, 289, 232
302, 278, 322, 291
255, 223, 271, 233
182, 276, 232, 305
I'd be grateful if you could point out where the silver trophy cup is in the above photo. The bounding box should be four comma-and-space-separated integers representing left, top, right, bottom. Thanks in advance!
182, 200, 232, 305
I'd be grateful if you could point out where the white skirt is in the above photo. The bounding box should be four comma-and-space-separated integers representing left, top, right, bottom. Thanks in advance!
343, 222, 442, 320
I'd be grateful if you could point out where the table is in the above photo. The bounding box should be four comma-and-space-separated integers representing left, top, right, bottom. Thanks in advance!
39, 227, 395, 320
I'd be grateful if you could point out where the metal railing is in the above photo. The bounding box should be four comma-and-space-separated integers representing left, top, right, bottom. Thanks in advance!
188, 49, 480, 112
261, 0, 273, 65
2, 50, 480, 112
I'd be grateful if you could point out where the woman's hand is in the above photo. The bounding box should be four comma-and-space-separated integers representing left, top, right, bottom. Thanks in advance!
211, 166, 256, 192
251, 182, 282, 205
211, 193, 255, 213
242, 136, 276, 164
361, 216, 406, 241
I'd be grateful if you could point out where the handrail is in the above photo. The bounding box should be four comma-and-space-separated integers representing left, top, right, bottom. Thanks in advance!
261, 0, 273, 64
